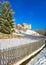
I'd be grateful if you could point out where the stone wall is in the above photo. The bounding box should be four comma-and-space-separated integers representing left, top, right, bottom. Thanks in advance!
0, 40, 45, 65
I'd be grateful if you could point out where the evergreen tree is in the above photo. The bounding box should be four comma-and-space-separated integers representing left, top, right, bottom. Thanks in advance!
0, 2, 14, 34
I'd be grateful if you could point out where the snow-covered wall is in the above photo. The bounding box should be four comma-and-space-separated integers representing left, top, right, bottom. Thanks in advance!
0, 38, 39, 49
0, 39, 45, 65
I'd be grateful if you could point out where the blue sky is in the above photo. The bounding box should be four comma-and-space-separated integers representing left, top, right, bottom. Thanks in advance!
0, 0, 46, 30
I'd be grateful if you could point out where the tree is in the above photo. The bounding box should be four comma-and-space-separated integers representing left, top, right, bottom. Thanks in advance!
36, 29, 46, 36
0, 2, 15, 34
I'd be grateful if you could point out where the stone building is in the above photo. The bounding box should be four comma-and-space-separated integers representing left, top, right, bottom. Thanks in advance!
22, 23, 31, 30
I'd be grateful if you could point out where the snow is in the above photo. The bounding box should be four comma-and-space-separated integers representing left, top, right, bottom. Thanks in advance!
0, 38, 39, 49
20, 30, 40, 36
26, 47, 46, 65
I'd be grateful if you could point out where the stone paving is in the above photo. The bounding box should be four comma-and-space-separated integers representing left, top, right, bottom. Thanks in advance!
26, 47, 46, 65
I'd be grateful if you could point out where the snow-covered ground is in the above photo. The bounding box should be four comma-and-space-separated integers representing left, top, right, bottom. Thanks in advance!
0, 38, 39, 49
26, 47, 46, 65
20, 30, 41, 36
14, 29, 42, 36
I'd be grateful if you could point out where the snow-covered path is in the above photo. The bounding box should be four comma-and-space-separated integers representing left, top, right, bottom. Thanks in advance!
26, 47, 46, 65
